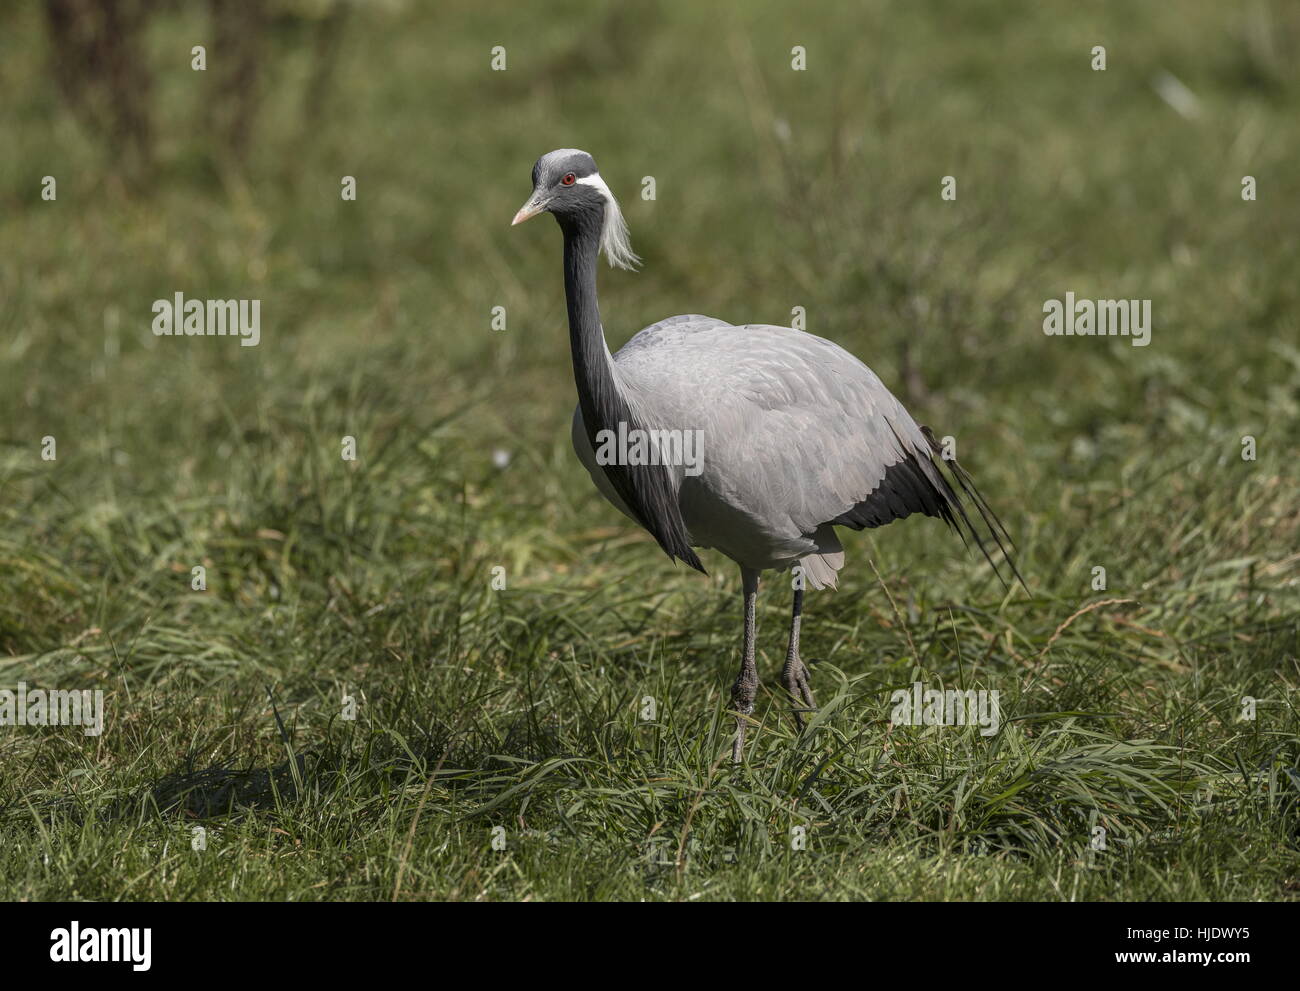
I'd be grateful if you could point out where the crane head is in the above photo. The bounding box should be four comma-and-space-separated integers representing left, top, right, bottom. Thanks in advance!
512, 149, 640, 270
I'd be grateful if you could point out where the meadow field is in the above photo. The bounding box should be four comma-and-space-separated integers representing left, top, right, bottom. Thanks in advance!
1, 0, 1297, 901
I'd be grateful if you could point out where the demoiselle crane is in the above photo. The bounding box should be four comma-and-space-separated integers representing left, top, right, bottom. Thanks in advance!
512, 149, 1021, 762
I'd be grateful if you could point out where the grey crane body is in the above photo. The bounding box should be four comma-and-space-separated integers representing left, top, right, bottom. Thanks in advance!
571, 315, 951, 590
514, 148, 1019, 761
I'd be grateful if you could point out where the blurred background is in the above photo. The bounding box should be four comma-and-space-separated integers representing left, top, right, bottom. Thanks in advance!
0, 1, 1298, 900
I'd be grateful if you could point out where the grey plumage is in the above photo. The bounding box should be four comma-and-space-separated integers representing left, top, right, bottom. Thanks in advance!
573, 315, 1020, 588
514, 148, 1021, 762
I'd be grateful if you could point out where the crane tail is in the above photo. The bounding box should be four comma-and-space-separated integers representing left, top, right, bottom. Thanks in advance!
919, 426, 1027, 595
670, 542, 707, 574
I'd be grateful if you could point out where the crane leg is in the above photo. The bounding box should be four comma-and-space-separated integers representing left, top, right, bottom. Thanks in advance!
781, 585, 817, 730
729, 567, 761, 763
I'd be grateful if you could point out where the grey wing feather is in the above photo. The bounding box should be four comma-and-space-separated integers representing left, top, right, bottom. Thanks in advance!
611, 319, 1021, 587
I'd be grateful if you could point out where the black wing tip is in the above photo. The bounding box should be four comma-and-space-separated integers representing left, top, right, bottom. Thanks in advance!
919, 425, 1029, 596
661, 536, 706, 574
680, 549, 708, 574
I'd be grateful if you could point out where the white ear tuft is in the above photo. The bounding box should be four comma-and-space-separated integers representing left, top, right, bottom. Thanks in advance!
577, 173, 641, 271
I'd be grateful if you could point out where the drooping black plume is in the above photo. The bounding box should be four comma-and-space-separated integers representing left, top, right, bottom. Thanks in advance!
831, 421, 1025, 593
918, 424, 1026, 593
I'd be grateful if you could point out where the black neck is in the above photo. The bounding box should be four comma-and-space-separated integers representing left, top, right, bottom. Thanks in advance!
557, 213, 704, 573
560, 212, 617, 443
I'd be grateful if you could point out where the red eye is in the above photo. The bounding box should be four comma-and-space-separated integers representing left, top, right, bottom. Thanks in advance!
561, 172, 576, 186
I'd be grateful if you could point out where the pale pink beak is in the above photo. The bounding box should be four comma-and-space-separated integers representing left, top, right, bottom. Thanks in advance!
511, 194, 547, 226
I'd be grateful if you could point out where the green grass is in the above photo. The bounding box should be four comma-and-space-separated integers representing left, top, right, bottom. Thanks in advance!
1, 0, 1298, 900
